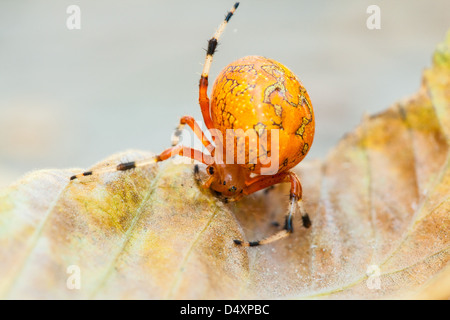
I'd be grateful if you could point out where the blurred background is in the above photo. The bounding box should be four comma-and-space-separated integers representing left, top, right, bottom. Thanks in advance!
0, 0, 449, 187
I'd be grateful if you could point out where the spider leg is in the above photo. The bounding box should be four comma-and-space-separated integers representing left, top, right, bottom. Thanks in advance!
171, 116, 215, 154
233, 171, 311, 247
264, 185, 276, 194
199, 2, 239, 130
193, 164, 202, 185
70, 146, 213, 181
193, 163, 212, 188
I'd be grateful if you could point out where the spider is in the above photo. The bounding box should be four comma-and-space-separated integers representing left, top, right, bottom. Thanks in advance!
70, 2, 315, 247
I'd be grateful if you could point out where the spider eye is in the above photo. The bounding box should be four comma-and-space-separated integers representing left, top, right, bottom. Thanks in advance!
208, 166, 215, 175
228, 186, 237, 192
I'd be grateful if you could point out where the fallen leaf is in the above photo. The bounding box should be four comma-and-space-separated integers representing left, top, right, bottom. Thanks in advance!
0, 32, 449, 300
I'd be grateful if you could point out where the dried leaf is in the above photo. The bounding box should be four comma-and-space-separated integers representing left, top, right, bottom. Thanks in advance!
1, 32, 449, 300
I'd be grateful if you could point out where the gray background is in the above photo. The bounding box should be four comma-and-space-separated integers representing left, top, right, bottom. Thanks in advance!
0, 0, 449, 187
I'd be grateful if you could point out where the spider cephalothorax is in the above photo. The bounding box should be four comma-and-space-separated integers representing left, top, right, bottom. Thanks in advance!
205, 164, 249, 201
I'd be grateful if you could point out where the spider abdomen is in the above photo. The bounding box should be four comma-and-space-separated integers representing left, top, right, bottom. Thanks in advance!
210, 56, 315, 174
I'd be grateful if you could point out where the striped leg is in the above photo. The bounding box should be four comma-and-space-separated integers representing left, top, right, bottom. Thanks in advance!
233, 171, 311, 247
199, 2, 239, 130
171, 116, 215, 155
70, 146, 213, 181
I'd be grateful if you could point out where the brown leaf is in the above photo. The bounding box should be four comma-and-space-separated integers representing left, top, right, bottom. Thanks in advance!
0, 32, 449, 300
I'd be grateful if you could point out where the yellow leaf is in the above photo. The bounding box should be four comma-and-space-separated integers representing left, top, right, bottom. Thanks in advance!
0, 32, 449, 300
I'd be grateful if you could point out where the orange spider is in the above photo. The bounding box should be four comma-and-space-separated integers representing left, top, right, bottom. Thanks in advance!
70, 2, 315, 247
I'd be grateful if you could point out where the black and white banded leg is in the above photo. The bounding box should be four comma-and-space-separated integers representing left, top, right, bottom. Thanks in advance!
70, 146, 213, 181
